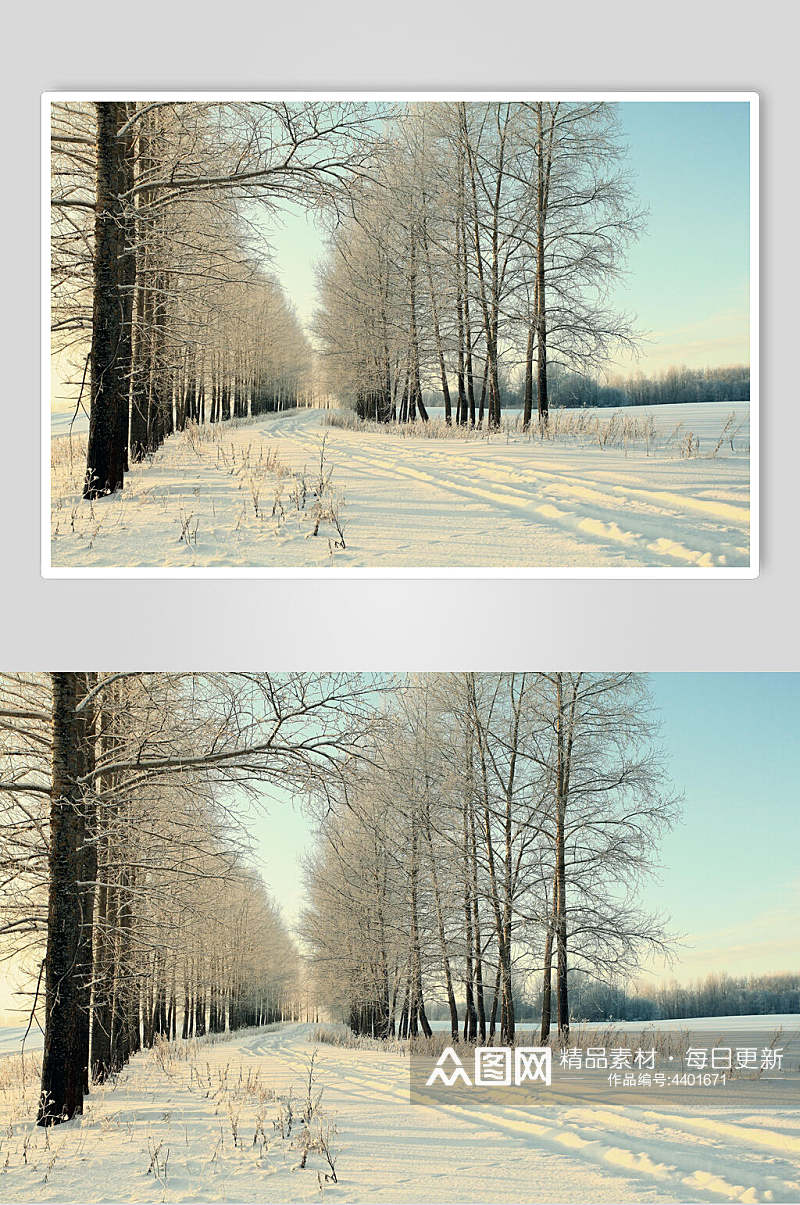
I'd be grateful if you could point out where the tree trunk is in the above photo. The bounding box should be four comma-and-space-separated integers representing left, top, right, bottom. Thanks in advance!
84, 103, 134, 498
556, 802, 569, 1038
554, 672, 576, 1040
455, 231, 467, 426
462, 790, 477, 1042
488, 959, 502, 1040
468, 801, 487, 1040
536, 231, 549, 428
540, 890, 556, 1044
535, 102, 553, 430
424, 821, 458, 1038
129, 108, 154, 462
39, 674, 93, 1124
90, 830, 113, 1082
76, 676, 97, 1095
523, 321, 535, 431
422, 223, 452, 425
409, 808, 433, 1038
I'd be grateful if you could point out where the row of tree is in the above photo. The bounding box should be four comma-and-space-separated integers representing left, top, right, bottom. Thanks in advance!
51, 101, 388, 496
0, 672, 378, 1123
314, 102, 642, 429
302, 674, 679, 1046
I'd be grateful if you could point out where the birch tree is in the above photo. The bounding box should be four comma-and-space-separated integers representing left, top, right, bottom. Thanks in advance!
302, 672, 678, 1047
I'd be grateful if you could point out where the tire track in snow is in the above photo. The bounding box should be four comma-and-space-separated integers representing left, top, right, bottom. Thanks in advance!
262, 412, 749, 567
337, 448, 739, 568
239, 1027, 796, 1204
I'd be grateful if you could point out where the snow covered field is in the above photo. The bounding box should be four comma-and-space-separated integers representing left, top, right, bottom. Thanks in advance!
0, 1024, 41, 1056
48, 402, 751, 572
1, 1018, 797, 1203
50, 406, 89, 439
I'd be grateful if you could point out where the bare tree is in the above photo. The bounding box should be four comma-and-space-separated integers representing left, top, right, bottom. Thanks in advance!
49, 101, 391, 495
1, 672, 379, 1124
302, 672, 679, 1049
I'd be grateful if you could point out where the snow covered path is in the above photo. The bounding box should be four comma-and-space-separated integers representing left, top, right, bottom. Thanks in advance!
1, 1021, 797, 1202
49, 403, 751, 572
247, 1024, 799, 1204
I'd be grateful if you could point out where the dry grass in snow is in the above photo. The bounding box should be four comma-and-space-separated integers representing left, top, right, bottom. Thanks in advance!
2, 1020, 799, 1203
49, 403, 751, 571
324, 404, 748, 460
0, 1026, 338, 1203
50, 415, 347, 570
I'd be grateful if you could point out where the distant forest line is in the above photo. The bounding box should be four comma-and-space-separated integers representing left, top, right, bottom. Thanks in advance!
426, 971, 797, 1025
421, 363, 751, 412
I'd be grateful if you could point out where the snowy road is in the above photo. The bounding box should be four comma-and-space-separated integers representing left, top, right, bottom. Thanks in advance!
49, 403, 751, 571
0, 1023, 42, 1055
237, 1024, 799, 1205
2, 1021, 796, 1202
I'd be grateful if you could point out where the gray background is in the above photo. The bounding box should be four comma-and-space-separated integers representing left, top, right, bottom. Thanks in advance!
3, 0, 796, 670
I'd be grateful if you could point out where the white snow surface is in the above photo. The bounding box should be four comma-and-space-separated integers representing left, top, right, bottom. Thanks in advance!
1, 1019, 797, 1203
50, 407, 89, 438
0, 1024, 42, 1055
49, 403, 751, 571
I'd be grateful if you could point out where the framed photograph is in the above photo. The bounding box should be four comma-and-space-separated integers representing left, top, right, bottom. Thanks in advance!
43, 92, 757, 577
1, 671, 796, 1203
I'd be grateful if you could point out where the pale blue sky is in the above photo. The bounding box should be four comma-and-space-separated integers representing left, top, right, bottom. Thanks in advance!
264, 99, 751, 375
634, 673, 798, 981
613, 101, 751, 372
247, 674, 797, 985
